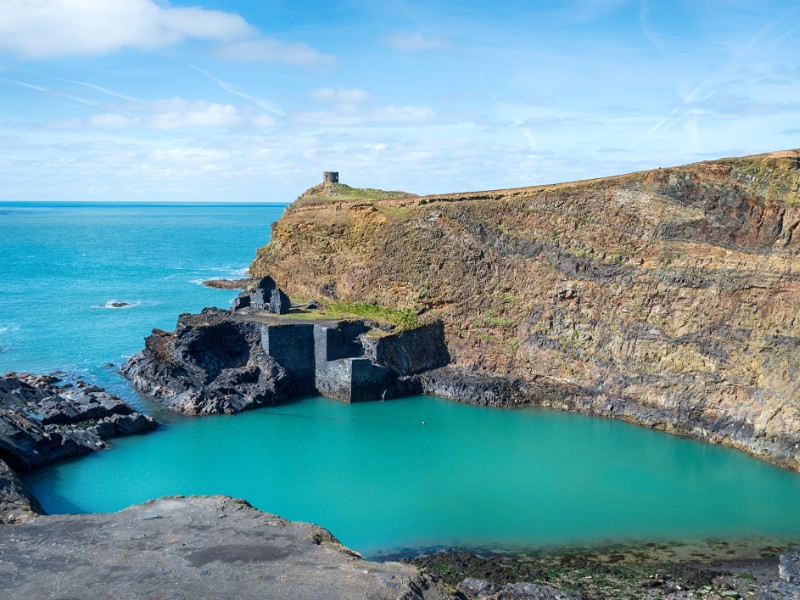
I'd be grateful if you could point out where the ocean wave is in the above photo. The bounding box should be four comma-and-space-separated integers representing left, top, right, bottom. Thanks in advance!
206, 266, 250, 277
91, 300, 141, 310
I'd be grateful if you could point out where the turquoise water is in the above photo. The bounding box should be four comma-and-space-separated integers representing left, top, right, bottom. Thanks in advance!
0, 202, 285, 402
3, 203, 800, 558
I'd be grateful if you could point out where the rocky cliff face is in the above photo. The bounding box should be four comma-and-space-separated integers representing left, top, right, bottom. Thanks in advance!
251, 150, 800, 470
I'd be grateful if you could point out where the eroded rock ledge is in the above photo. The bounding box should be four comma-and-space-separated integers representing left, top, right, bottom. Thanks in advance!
0, 372, 157, 471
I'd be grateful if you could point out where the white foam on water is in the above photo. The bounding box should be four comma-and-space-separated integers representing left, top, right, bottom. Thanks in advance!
92, 300, 141, 310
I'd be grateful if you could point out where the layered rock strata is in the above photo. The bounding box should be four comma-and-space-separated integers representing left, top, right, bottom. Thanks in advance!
122, 307, 450, 415
0, 372, 157, 471
250, 151, 800, 470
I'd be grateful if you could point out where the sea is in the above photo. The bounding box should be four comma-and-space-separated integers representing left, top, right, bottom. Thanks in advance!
2, 202, 799, 558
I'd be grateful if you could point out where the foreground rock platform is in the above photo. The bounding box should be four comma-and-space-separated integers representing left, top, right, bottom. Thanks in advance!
0, 495, 448, 600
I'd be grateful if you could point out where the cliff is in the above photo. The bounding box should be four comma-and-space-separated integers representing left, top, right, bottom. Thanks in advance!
251, 150, 800, 470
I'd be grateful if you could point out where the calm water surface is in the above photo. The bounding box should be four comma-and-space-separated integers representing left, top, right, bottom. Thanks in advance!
3, 203, 800, 558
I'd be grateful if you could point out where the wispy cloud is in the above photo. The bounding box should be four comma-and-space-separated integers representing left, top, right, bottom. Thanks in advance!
383, 32, 445, 52
48, 97, 275, 131
638, 0, 664, 50
0, 76, 98, 106
293, 105, 435, 126
189, 65, 286, 117
216, 38, 335, 67
310, 87, 372, 104
630, 8, 800, 149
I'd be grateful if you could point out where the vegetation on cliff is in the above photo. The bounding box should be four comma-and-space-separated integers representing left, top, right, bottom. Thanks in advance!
251, 150, 800, 470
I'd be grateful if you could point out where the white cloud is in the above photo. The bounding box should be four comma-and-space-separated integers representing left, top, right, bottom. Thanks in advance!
383, 32, 445, 52
217, 38, 335, 67
87, 113, 134, 129
147, 99, 240, 130
295, 105, 435, 126
51, 97, 275, 131
310, 87, 372, 104
0, 0, 252, 58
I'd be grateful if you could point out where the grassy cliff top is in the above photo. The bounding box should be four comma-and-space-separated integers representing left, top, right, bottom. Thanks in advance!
289, 150, 800, 212
291, 182, 417, 209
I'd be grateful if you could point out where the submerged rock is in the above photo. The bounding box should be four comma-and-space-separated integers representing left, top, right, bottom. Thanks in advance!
0, 372, 158, 471
0, 495, 448, 599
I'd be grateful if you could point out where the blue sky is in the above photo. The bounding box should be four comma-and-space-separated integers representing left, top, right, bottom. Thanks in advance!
0, 0, 798, 202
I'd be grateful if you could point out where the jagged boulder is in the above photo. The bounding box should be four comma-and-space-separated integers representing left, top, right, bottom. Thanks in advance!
0, 373, 157, 471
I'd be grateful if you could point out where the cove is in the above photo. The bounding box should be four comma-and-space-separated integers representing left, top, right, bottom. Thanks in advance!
24, 394, 800, 558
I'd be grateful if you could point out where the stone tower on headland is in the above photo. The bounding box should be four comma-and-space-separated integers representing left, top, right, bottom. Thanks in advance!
323, 171, 339, 184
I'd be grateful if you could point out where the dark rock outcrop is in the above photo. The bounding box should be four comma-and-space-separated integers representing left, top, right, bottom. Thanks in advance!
121, 310, 294, 415
202, 278, 251, 290
362, 322, 450, 376
0, 372, 157, 471
457, 578, 579, 599
123, 308, 451, 413
0, 459, 43, 524
0, 495, 449, 599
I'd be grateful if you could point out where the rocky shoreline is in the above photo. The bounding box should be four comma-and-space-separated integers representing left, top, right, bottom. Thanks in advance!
0, 490, 798, 599
0, 371, 158, 523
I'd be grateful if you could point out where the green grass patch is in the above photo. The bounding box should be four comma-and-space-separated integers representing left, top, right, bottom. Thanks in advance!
323, 183, 414, 201
375, 205, 413, 219
288, 300, 422, 330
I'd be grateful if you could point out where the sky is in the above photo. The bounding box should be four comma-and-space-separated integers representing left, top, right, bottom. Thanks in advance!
0, 0, 798, 202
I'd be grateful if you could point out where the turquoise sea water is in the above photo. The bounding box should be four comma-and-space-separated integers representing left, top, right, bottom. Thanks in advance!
3, 202, 800, 558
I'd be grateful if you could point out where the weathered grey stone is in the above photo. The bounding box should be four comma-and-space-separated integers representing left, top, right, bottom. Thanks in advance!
268, 288, 291, 315
779, 552, 800, 585
261, 324, 315, 394
457, 577, 580, 599
0, 495, 449, 599
316, 357, 391, 402
250, 288, 269, 309
232, 292, 251, 311
125, 309, 452, 413
0, 372, 157, 470
362, 322, 450, 375
122, 313, 293, 415
0, 458, 43, 524
314, 322, 368, 365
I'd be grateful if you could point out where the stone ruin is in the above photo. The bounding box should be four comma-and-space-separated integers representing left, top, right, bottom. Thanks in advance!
323, 171, 339, 184
232, 276, 290, 315
220, 276, 452, 403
